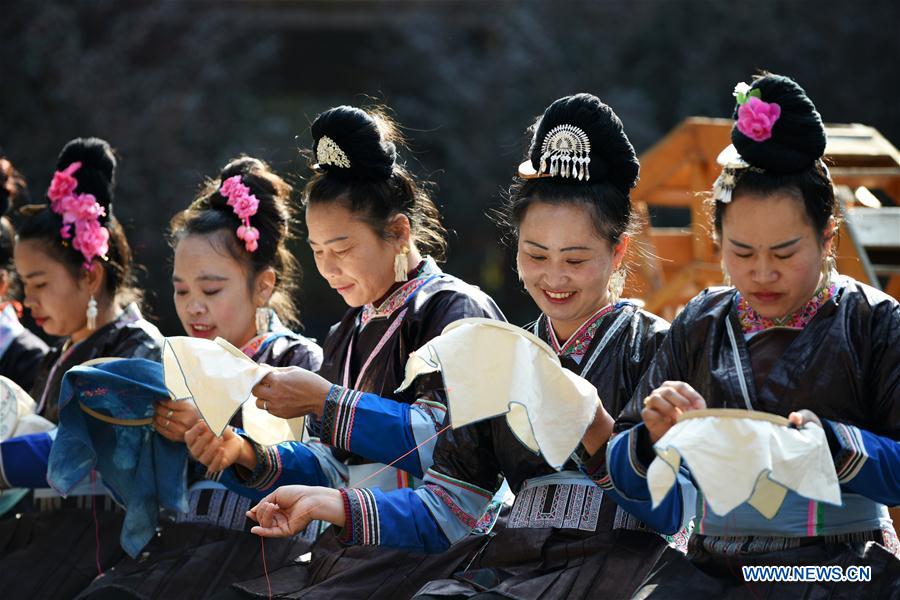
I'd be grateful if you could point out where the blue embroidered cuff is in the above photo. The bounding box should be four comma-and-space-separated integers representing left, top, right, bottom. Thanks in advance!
320, 385, 363, 451
234, 433, 282, 491
826, 420, 868, 483
339, 487, 380, 546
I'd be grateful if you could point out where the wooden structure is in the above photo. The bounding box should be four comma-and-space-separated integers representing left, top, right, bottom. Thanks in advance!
624, 118, 900, 321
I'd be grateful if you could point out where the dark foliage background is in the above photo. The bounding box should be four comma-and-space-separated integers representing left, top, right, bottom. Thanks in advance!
2, 0, 897, 340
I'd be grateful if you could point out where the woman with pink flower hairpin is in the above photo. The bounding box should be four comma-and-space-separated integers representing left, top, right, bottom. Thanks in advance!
73, 156, 324, 600
0, 137, 164, 599
600, 73, 900, 597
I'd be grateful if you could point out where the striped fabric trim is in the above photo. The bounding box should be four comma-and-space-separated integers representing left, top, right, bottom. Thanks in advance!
342, 488, 380, 545
831, 422, 868, 483
425, 483, 479, 529
243, 441, 283, 491
426, 469, 493, 500
627, 427, 648, 478
320, 385, 363, 451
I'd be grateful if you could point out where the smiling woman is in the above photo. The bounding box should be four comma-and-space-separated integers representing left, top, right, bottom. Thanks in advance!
75, 156, 324, 600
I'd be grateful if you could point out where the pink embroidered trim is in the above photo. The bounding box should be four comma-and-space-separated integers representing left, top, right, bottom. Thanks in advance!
737, 279, 838, 334
545, 304, 615, 360
359, 261, 434, 327
47, 161, 109, 269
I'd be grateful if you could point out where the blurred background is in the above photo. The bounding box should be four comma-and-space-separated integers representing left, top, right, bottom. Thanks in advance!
2, 0, 898, 340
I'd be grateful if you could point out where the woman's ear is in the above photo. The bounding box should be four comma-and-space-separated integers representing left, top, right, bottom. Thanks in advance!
82, 260, 106, 297
386, 213, 412, 249
822, 217, 837, 255
612, 235, 630, 270
255, 268, 277, 306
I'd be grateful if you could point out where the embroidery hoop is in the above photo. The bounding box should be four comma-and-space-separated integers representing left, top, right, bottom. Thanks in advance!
677, 408, 791, 427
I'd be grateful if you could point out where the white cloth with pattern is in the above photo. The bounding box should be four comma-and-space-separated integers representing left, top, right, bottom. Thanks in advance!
162, 336, 304, 445
397, 318, 599, 469
647, 409, 841, 519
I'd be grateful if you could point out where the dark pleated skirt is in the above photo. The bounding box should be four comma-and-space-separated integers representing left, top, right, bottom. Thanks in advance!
0, 507, 126, 600
416, 526, 667, 600
76, 521, 314, 600
633, 537, 900, 599
230, 527, 492, 600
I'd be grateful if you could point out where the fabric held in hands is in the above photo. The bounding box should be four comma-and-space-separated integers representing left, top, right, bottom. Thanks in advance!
647, 408, 841, 518
163, 336, 305, 445
47, 358, 190, 557
397, 318, 599, 469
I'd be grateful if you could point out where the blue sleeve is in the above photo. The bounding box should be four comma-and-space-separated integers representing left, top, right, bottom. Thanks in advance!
337, 486, 451, 554
581, 423, 695, 535
826, 420, 900, 506
216, 438, 331, 502
319, 385, 445, 479
0, 431, 54, 489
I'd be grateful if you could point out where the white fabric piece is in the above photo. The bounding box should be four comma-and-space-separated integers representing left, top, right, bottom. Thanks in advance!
162, 336, 304, 445
396, 318, 599, 469
0, 376, 54, 441
647, 408, 841, 519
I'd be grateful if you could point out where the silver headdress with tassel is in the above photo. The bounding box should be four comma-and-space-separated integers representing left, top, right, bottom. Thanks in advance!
539, 124, 592, 180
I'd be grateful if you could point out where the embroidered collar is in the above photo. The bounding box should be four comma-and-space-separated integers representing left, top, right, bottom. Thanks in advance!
360, 257, 441, 327
736, 275, 842, 334
544, 304, 615, 362
241, 310, 290, 358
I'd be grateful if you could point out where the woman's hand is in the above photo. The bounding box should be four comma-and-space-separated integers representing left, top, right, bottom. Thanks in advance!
248, 486, 345, 538
153, 399, 201, 443
641, 381, 707, 443
581, 403, 615, 456
252, 367, 332, 419
184, 422, 256, 473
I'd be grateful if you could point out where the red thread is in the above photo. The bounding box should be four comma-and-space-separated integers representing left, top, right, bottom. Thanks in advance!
254, 423, 451, 581
91, 470, 104, 576
260, 537, 272, 600
353, 423, 451, 489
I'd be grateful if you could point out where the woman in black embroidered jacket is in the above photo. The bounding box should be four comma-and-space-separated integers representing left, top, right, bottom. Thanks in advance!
605, 74, 900, 598
77, 157, 324, 599
185, 106, 505, 599
242, 94, 675, 600
0, 137, 164, 599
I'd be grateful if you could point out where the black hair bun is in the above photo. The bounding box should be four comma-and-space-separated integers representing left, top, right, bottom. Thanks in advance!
310, 105, 397, 182
220, 156, 265, 182
731, 74, 826, 174
527, 93, 639, 193
55, 137, 117, 216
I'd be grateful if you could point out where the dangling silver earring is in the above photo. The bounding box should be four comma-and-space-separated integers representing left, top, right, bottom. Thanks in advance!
608, 269, 626, 305
86, 295, 98, 330
821, 255, 836, 288
255, 306, 271, 336
394, 247, 410, 282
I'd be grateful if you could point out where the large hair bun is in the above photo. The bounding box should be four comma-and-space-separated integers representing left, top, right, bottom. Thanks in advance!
310, 105, 397, 182
55, 137, 117, 215
731, 74, 826, 173
526, 93, 639, 193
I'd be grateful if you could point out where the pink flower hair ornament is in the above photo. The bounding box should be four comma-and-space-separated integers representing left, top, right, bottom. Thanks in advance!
733, 82, 781, 142
219, 175, 261, 253
46, 161, 110, 269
